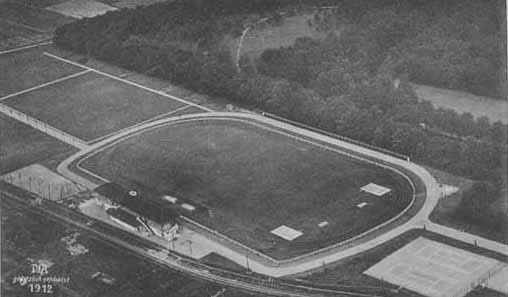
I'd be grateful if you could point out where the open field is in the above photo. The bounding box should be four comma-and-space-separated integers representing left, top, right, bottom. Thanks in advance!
3, 71, 188, 141
0, 48, 83, 97
232, 13, 325, 60
0, 19, 50, 51
0, 3, 73, 33
0, 114, 74, 175
0, 197, 258, 297
302, 229, 508, 297
78, 117, 413, 259
413, 84, 508, 124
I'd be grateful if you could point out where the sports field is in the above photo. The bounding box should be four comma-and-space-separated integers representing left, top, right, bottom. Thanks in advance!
2, 47, 208, 143
365, 237, 506, 297
0, 49, 82, 97
0, 113, 73, 175
0, 19, 48, 51
3, 71, 187, 141
0, 3, 72, 32
78, 117, 414, 259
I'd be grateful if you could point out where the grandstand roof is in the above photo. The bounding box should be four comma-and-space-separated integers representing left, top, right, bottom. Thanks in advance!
96, 183, 178, 225
106, 207, 141, 227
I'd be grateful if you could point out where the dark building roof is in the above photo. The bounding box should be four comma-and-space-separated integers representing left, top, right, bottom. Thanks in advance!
96, 183, 178, 225
106, 207, 141, 227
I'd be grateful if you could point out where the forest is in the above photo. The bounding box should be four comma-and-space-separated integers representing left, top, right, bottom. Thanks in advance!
54, 0, 507, 231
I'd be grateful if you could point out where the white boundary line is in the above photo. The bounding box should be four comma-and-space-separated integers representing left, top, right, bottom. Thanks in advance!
71, 114, 417, 266
0, 70, 91, 102
87, 105, 193, 144
0, 41, 53, 56
42, 52, 214, 112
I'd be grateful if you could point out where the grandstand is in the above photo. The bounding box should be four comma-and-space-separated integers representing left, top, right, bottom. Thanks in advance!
95, 183, 180, 240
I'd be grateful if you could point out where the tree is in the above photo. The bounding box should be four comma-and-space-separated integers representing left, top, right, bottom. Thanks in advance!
457, 181, 499, 226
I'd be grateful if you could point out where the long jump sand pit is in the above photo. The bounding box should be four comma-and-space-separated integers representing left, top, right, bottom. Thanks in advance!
364, 237, 506, 297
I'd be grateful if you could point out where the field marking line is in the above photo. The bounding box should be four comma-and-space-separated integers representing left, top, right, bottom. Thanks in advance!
87, 104, 193, 144
0, 41, 53, 55
0, 70, 91, 102
42, 52, 214, 112
0, 103, 88, 150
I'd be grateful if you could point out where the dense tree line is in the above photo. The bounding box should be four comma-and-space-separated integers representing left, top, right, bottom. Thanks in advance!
457, 181, 507, 234
54, 0, 507, 228
309, 0, 507, 99
258, 32, 508, 147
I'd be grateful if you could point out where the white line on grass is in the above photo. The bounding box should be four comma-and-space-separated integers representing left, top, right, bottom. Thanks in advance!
0, 41, 53, 55
0, 70, 91, 102
42, 52, 214, 112
87, 104, 194, 144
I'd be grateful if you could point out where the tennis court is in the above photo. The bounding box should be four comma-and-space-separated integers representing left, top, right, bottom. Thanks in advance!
364, 237, 506, 297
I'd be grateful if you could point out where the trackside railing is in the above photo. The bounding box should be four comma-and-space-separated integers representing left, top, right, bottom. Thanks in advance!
261, 112, 410, 161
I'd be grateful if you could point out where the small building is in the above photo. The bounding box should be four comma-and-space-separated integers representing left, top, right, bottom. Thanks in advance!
106, 207, 142, 232
95, 183, 180, 241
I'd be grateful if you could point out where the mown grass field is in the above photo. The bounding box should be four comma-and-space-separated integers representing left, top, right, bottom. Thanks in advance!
0, 114, 74, 175
0, 3, 72, 32
0, 19, 49, 51
3, 71, 187, 141
0, 49, 83, 97
80, 117, 413, 259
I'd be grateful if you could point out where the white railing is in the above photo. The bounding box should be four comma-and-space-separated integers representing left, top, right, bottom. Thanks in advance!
0, 103, 88, 150
261, 112, 410, 161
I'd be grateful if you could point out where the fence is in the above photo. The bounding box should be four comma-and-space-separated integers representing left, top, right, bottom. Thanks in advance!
261, 112, 410, 161
0, 103, 88, 149
1, 171, 84, 201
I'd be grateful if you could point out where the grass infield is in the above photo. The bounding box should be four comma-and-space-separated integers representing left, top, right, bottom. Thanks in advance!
4, 71, 187, 141
79, 117, 413, 259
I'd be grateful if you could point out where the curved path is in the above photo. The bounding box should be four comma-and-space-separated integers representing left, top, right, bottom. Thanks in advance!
58, 112, 442, 277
